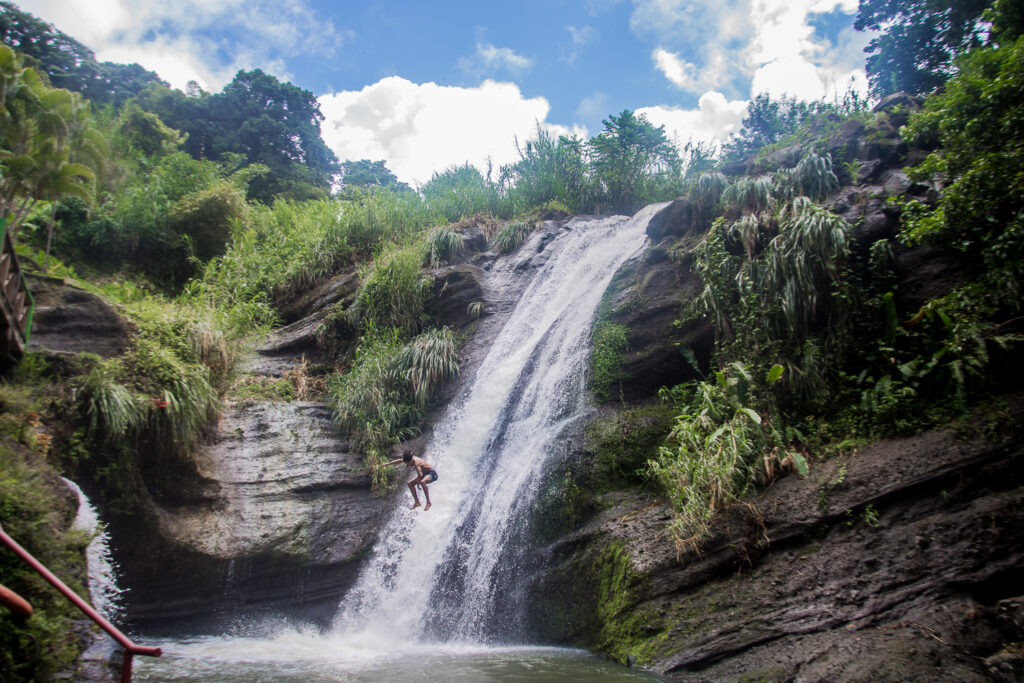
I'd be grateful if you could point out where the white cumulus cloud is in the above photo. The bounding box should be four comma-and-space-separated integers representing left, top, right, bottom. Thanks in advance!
319, 77, 562, 187
636, 0, 869, 102
459, 42, 534, 78
19, 0, 348, 91
637, 90, 748, 151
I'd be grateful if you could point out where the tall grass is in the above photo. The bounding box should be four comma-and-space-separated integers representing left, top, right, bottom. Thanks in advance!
649, 363, 803, 552
421, 164, 503, 222
425, 227, 466, 267
395, 326, 460, 406
330, 324, 460, 491
490, 220, 534, 254
349, 242, 431, 336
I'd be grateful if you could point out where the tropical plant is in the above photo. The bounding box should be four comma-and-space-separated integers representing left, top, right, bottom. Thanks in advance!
721, 175, 775, 215
691, 196, 853, 405
490, 219, 533, 254
349, 242, 430, 336
72, 361, 145, 441
394, 326, 460, 406
0, 44, 99, 241
500, 123, 594, 214
649, 363, 801, 550
790, 152, 839, 200
587, 109, 682, 213
421, 163, 500, 222
329, 324, 460, 490
896, 35, 1024, 401
425, 226, 465, 267
692, 171, 727, 222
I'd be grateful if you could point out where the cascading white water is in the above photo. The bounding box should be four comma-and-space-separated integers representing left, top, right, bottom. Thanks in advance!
64, 478, 125, 621
335, 203, 667, 643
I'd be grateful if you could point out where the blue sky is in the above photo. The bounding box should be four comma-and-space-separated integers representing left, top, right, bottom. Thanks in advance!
20, 0, 870, 185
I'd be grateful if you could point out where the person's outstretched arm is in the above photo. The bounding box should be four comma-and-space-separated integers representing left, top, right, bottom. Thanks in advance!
382, 458, 403, 467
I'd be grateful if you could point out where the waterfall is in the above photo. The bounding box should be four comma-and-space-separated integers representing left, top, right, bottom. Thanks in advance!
64, 478, 125, 621
335, 203, 666, 643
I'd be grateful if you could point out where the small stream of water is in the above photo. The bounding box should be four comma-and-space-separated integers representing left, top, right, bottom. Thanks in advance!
63, 477, 124, 621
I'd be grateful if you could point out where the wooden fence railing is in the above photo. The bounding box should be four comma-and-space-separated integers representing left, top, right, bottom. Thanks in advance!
0, 217, 34, 363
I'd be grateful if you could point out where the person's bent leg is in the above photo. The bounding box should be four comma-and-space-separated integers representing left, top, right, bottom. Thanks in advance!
422, 481, 431, 510
407, 480, 421, 509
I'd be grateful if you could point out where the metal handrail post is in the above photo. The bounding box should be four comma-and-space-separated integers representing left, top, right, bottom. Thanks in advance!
0, 523, 162, 682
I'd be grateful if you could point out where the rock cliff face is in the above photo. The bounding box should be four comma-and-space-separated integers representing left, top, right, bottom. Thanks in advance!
26, 275, 131, 359
110, 401, 387, 633
526, 419, 1024, 681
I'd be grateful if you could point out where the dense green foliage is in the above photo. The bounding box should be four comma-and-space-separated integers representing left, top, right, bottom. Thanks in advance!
134, 71, 339, 203
588, 110, 682, 213
855, 0, 990, 97
0, 379, 89, 682
329, 325, 459, 490
897, 35, 1024, 404
643, 2, 1024, 548
341, 159, 411, 194
0, 43, 100, 245
3, 2, 1024, 671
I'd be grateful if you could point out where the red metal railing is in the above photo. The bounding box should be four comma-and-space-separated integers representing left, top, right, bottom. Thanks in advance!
0, 523, 161, 682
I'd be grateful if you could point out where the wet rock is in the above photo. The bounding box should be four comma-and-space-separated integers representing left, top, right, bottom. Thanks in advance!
604, 243, 711, 401
882, 169, 912, 197
74, 627, 119, 682
250, 310, 333, 376
873, 92, 923, 118
110, 402, 389, 633
26, 276, 131, 358
527, 419, 1024, 682
769, 145, 803, 168
646, 197, 703, 242
459, 224, 489, 253
427, 264, 485, 332
893, 245, 976, 314
275, 268, 360, 325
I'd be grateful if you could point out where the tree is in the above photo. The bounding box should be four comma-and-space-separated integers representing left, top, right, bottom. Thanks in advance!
721, 93, 813, 162
341, 159, 410, 193
0, 44, 98, 246
854, 0, 991, 97
134, 71, 340, 203
0, 1, 165, 106
500, 123, 593, 213
587, 109, 681, 213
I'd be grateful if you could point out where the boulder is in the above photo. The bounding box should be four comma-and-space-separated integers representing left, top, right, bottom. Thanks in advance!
604, 241, 712, 402
250, 309, 339, 377
646, 197, 703, 242
894, 245, 976, 314
427, 264, 486, 332
26, 276, 131, 358
275, 268, 360, 325
109, 401, 389, 633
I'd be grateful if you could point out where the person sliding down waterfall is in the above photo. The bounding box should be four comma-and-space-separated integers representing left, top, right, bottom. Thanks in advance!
383, 449, 438, 510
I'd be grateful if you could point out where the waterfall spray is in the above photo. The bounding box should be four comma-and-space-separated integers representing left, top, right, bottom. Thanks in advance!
335, 204, 666, 643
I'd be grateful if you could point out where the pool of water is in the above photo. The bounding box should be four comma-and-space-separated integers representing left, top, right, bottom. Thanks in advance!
133, 630, 666, 682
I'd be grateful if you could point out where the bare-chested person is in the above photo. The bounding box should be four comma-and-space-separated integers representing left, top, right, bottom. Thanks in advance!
383, 449, 438, 510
